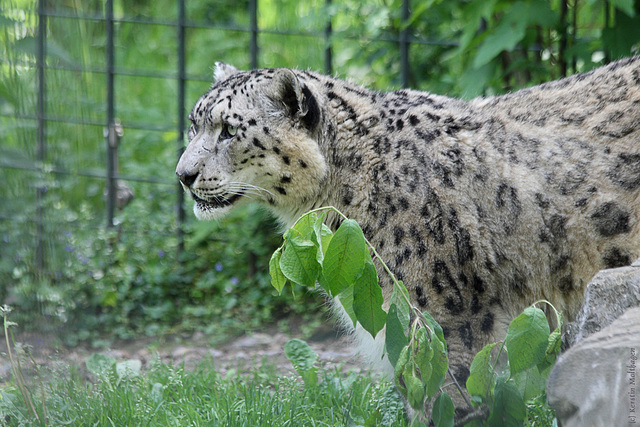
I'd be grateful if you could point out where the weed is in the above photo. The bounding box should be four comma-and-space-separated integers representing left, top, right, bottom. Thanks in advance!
1, 305, 48, 425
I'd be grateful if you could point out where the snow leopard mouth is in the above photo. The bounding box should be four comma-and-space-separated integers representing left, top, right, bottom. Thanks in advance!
190, 191, 244, 210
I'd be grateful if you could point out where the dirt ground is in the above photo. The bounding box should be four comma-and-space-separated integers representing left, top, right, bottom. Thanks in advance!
0, 322, 366, 385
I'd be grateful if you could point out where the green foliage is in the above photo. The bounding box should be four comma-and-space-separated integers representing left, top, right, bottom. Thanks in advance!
85, 352, 143, 384
0, 2, 625, 424
322, 219, 367, 296
0, 353, 409, 426
321, 0, 640, 96
471, 1, 558, 69
85, 353, 117, 378
466, 343, 498, 398
271, 208, 453, 425
466, 301, 563, 427
272, 208, 563, 426
0, 2, 633, 409
487, 377, 527, 426
432, 393, 455, 427
284, 338, 319, 388
353, 262, 386, 338
3, 196, 321, 345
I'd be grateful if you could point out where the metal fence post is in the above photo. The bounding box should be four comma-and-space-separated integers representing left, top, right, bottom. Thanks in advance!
603, 0, 611, 64
177, 0, 186, 257
36, 0, 47, 272
400, 0, 410, 88
249, 0, 258, 68
325, 0, 332, 75
559, 0, 568, 77
105, 0, 116, 229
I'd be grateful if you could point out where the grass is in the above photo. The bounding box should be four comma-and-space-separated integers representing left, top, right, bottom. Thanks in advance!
0, 308, 556, 427
0, 355, 408, 426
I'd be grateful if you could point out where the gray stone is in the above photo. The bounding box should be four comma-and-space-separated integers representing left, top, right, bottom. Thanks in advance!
563, 260, 640, 349
548, 307, 640, 427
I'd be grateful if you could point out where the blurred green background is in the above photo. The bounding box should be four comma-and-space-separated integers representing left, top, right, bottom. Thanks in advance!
1, 0, 638, 347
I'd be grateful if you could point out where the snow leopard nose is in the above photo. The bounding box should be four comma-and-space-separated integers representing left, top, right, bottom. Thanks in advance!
177, 171, 198, 187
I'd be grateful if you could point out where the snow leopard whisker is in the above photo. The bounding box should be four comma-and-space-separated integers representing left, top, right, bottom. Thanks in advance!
227, 182, 274, 198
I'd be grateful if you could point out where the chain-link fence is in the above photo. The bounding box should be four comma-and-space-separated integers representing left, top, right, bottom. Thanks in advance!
1, 0, 626, 334
1, 0, 427, 275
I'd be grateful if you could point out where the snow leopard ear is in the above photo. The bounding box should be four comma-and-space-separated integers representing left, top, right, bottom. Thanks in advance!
213, 62, 241, 82
267, 68, 320, 130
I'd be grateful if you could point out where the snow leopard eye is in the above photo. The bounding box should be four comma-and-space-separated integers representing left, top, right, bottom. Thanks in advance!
187, 114, 198, 140
188, 123, 197, 139
219, 123, 238, 140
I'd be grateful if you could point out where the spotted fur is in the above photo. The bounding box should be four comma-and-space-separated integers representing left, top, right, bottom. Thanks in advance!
176, 57, 640, 415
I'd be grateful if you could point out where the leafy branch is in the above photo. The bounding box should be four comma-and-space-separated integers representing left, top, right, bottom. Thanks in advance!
270, 207, 455, 425
2, 305, 48, 425
270, 207, 562, 426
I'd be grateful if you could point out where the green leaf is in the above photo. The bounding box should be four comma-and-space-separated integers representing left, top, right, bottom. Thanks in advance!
269, 247, 288, 294
466, 342, 498, 397
414, 327, 434, 384
292, 212, 318, 239
322, 219, 367, 296
473, 19, 526, 68
611, 0, 635, 17
487, 378, 526, 426
319, 223, 333, 250
504, 306, 550, 374
460, 61, 495, 99
458, 0, 499, 52
403, 363, 426, 410
546, 327, 561, 356
472, 0, 558, 69
353, 262, 386, 337
519, 0, 559, 26
302, 367, 318, 388
102, 290, 117, 307
426, 334, 448, 398
394, 345, 411, 395
284, 338, 318, 380
537, 326, 561, 375
116, 359, 142, 380
385, 303, 409, 366
432, 392, 455, 427
602, 10, 640, 59
511, 367, 546, 401
422, 311, 446, 352
377, 387, 405, 427
312, 213, 332, 264
403, 1, 430, 29
337, 285, 357, 327
151, 383, 164, 404
390, 282, 411, 331
86, 353, 116, 377
280, 233, 321, 287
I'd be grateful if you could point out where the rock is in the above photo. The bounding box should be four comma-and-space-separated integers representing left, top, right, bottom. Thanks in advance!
547, 307, 640, 427
170, 346, 188, 359
208, 349, 223, 358
563, 260, 640, 349
231, 333, 273, 349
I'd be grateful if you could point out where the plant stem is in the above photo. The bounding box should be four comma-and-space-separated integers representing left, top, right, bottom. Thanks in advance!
26, 346, 48, 425
532, 299, 563, 328
453, 404, 490, 427
3, 309, 40, 422
447, 367, 473, 409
